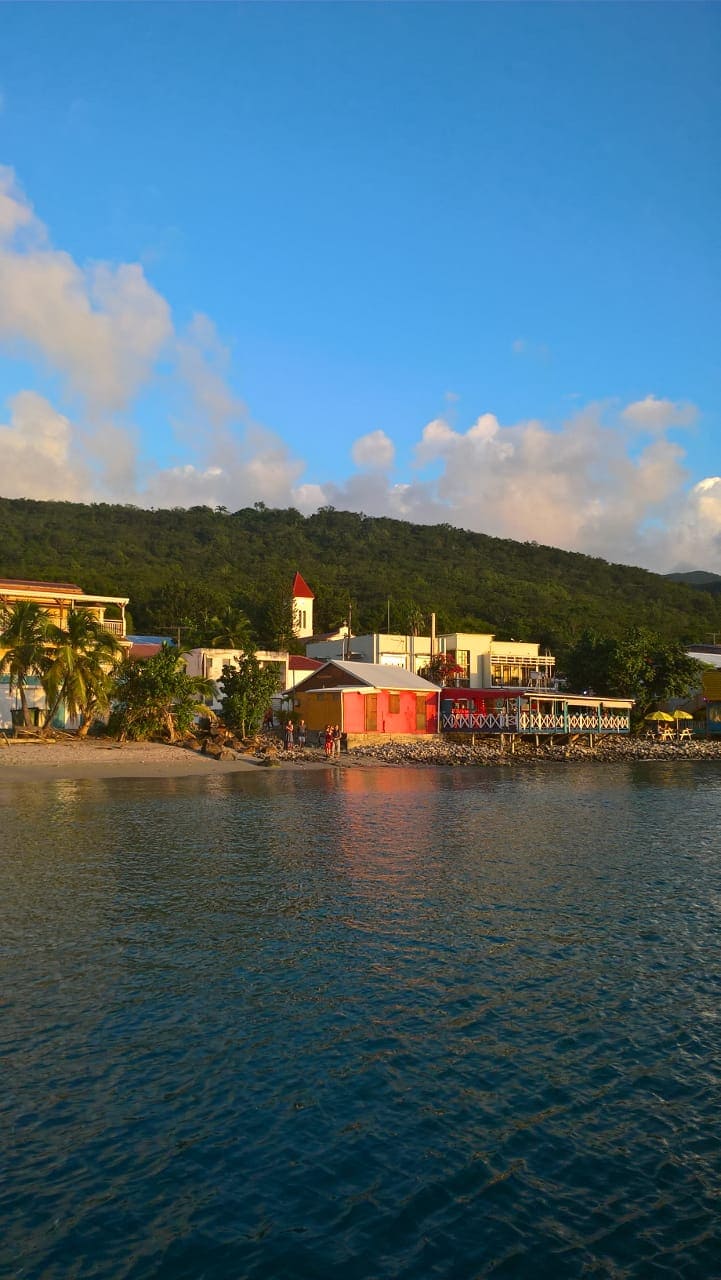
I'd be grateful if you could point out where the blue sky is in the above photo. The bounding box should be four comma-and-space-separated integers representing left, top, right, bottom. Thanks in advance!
0, 3, 719, 572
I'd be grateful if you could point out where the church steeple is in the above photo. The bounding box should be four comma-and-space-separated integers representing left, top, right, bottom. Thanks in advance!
291, 572, 314, 639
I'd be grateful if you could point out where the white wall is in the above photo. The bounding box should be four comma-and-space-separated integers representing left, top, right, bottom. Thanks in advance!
0, 677, 47, 730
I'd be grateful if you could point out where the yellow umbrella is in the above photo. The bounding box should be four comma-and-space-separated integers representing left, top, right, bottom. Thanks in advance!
645, 710, 674, 722
672, 709, 693, 720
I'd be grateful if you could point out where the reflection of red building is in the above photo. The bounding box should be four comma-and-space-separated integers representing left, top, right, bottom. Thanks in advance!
440, 687, 633, 737
292, 660, 439, 741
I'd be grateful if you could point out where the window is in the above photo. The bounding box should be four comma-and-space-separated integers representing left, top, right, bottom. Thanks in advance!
448, 649, 470, 687
388, 693, 400, 714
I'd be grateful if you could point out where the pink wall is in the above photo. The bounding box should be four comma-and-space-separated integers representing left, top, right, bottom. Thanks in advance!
342, 691, 366, 733
341, 689, 437, 735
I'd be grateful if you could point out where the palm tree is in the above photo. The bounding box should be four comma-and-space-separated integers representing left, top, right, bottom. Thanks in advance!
42, 609, 123, 734
0, 600, 52, 727
210, 605, 253, 650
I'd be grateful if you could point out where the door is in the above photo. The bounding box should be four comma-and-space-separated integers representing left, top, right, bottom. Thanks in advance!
365, 694, 377, 731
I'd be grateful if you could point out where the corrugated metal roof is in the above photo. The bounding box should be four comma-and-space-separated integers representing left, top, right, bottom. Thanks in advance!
688, 647, 721, 669
0, 577, 83, 592
127, 635, 175, 646
314, 660, 438, 691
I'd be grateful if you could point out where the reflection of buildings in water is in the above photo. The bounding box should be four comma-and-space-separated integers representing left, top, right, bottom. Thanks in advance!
333, 771, 437, 905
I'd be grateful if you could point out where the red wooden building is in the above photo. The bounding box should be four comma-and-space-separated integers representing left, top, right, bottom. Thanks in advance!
440, 687, 633, 738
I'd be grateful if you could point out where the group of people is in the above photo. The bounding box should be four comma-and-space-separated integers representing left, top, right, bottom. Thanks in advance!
323, 724, 342, 758
277, 718, 342, 755
283, 718, 306, 750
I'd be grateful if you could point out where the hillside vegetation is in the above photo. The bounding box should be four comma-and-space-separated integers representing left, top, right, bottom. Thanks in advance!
1, 497, 718, 661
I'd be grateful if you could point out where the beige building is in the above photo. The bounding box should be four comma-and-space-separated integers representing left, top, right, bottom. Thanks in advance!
0, 577, 129, 639
437, 633, 557, 689
306, 629, 556, 690
0, 577, 130, 730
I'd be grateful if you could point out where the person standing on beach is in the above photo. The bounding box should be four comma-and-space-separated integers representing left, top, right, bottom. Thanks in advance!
297, 719, 306, 749
324, 724, 333, 758
284, 719, 294, 750
333, 724, 341, 757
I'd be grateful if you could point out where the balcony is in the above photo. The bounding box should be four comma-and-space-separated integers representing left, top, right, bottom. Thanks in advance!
102, 618, 126, 637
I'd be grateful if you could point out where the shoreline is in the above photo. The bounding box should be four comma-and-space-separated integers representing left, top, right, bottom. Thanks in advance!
1, 732, 721, 782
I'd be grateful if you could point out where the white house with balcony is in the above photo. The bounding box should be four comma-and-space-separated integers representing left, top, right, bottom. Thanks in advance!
436, 633, 557, 689
307, 628, 557, 689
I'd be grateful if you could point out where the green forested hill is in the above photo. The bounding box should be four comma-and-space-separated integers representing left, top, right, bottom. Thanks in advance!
665, 570, 721, 594
1, 497, 718, 657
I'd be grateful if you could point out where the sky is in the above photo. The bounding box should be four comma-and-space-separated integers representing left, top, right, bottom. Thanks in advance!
0, 2, 719, 573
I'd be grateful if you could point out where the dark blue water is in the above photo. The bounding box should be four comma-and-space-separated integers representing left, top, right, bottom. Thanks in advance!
3, 763, 721, 1279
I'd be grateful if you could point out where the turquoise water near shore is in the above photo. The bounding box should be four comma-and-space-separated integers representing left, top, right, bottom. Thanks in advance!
3, 763, 721, 1278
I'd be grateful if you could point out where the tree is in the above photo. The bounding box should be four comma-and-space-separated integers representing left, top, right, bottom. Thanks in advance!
606, 629, 703, 720
42, 608, 123, 734
0, 600, 52, 726
418, 654, 464, 686
566, 627, 703, 723
109, 645, 213, 741
563, 630, 615, 695
218, 655, 282, 739
261, 582, 296, 650
210, 604, 254, 650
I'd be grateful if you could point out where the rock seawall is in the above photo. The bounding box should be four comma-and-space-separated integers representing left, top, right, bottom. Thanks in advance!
344, 736, 721, 767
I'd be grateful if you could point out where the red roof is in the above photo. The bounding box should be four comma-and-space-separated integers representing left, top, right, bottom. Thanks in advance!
0, 577, 84, 593
129, 642, 164, 659
291, 571, 314, 599
289, 655, 324, 671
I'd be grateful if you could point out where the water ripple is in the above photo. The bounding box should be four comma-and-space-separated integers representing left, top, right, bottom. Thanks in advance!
3, 764, 721, 1278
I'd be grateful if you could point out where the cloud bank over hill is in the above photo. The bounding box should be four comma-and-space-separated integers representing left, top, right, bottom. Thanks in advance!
0, 165, 718, 574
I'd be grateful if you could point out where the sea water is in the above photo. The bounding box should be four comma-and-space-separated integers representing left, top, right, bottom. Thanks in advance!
2, 763, 721, 1279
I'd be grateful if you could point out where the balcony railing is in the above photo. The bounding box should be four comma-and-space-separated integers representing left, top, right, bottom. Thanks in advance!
102, 619, 125, 637
441, 709, 630, 735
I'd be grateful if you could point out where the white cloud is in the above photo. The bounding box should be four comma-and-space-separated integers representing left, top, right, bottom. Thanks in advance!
512, 337, 550, 361
621, 395, 698, 432
0, 167, 172, 412
351, 429, 395, 471
328, 397, 719, 572
0, 167, 718, 573
0, 166, 35, 241
0, 390, 92, 501
176, 312, 245, 430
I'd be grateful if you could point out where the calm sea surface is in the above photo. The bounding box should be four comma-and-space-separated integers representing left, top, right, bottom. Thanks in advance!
2, 762, 721, 1279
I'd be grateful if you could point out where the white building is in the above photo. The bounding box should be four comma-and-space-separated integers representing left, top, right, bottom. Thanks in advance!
184, 647, 289, 711
437, 633, 557, 689
306, 631, 433, 673
306, 629, 556, 690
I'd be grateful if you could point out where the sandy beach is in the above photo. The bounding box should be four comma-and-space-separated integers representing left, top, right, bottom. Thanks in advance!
2, 731, 721, 782
0, 736, 322, 782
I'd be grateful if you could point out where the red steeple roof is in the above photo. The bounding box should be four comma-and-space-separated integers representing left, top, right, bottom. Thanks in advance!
291, 571, 314, 599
